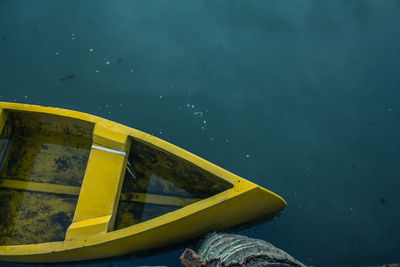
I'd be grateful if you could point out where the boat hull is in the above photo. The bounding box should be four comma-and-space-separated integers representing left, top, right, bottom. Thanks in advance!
0, 102, 286, 263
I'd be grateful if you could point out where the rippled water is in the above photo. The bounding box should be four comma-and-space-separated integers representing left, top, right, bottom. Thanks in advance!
1, 1, 399, 266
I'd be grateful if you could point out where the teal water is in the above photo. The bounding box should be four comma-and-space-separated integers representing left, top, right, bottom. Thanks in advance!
1, 1, 400, 266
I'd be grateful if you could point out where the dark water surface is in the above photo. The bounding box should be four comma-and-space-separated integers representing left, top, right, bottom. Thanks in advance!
1, 1, 400, 266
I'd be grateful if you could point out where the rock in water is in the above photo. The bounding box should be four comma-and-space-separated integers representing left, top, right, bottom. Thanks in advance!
197, 232, 307, 267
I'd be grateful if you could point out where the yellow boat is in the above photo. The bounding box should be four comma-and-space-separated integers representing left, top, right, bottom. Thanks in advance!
0, 102, 286, 263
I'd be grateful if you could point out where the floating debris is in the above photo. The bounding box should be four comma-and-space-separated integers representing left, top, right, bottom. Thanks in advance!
89, 48, 94, 52
60, 74, 75, 82
95, 70, 99, 73
159, 96, 163, 99
105, 61, 110, 65
191, 232, 307, 267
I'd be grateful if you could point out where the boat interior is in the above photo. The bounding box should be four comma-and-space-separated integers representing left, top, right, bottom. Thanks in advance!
0, 110, 233, 246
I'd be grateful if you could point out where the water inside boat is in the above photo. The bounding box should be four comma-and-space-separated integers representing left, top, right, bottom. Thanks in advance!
0, 111, 93, 245
0, 109, 233, 245
114, 139, 233, 230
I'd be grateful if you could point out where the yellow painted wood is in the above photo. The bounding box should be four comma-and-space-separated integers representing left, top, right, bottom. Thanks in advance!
0, 179, 201, 207
93, 122, 129, 152
0, 102, 287, 263
0, 179, 80, 195
66, 215, 111, 238
65, 147, 127, 239
120, 192, 201, 207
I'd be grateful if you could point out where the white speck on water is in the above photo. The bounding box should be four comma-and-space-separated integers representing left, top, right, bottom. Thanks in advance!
193, 111, 203, 118
119, 104, 122, 107
159, 95, 163, 99
186, 104, 190, 108
245, 154, 250, 158
95, 70, 99, 73
225, 139, 229, 142
71, 33, 75, 36
159, 131, 163, 135
191, 105, 195, 108
24, 96, 28, 99
130, 69, 134, 73
203, 120, 206, 124
108, 111, 111, 114
201, 126, 205, 130
105, 61, 110, 65
206, 109, 209, 113
89, 48, 94, 52
210, 137, 214, 141
71, 37, 75, 40
170, 85, 174, 89
55, 52, 59, 55
105, 104, 109, 108
388, 108, 392, 112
